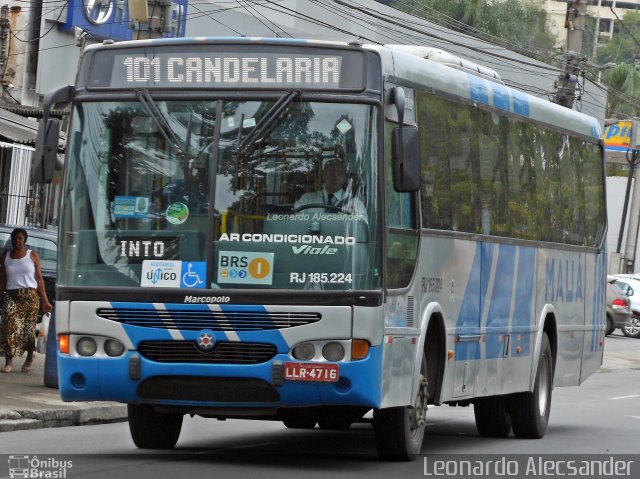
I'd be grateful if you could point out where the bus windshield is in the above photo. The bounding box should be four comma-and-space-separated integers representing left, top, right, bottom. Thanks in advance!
60, 98, 380, 291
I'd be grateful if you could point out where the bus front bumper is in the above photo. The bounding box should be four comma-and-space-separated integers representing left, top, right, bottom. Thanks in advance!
57, 346, 382, 409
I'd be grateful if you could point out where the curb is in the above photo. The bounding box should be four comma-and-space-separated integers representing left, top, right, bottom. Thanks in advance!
0, 404, 128, 433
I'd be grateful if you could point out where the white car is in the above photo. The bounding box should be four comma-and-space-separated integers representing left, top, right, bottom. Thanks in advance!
610, 275, 640, 338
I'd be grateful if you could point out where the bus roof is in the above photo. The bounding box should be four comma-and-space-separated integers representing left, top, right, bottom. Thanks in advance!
82, 37, 602, 140
374, 44, 602, 140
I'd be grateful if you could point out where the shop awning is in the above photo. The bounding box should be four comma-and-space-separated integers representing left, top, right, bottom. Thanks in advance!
0, 107, 39, 145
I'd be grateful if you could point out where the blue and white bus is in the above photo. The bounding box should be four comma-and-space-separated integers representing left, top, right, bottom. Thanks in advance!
34, 38, 606, 460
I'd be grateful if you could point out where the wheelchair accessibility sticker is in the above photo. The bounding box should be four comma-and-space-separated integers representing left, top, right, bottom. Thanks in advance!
141, 260, 206, 288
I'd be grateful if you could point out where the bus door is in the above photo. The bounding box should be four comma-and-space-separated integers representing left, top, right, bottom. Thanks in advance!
382, 116, 420, 407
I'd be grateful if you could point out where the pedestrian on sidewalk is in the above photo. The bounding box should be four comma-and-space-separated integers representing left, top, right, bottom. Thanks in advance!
0, 227, 52, 373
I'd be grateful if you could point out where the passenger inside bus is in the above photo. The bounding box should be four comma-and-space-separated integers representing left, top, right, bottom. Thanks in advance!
293, 152, 367, 222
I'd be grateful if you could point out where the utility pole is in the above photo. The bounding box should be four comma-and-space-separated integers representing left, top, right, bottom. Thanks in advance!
621, 119, 640, 273
554, 0, 588, 109
0, 6, 9, 90
592, 0, 602, 59
129, 0, 173, 39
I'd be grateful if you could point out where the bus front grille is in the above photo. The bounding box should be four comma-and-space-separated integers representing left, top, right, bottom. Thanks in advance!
138, 340, 277, 364
137, 376, 280, 402
97, 308, 321, 331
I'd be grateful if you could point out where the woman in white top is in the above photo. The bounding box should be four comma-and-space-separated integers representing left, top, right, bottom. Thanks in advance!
0, 228, 52, 373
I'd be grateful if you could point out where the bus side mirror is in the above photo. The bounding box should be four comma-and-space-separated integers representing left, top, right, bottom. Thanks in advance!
32, 84, 74, 183
32, 118, 61, 184
392, 125, 420, 192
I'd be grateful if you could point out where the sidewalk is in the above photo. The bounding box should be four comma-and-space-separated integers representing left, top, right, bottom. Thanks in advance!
0, 352, 127, 433
0, 338, 638, 434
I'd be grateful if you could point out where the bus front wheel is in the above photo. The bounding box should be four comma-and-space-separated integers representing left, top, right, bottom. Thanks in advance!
507, 333, 553, 439
373, 354, 427, 461
128, 404, 183, 449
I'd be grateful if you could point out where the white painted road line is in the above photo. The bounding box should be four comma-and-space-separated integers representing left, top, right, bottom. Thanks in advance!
609, 394, 640, 400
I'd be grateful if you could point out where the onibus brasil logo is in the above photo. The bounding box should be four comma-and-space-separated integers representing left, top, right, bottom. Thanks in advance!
8, 455, 72, 478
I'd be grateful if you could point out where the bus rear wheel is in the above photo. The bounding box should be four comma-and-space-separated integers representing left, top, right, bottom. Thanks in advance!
128, 404, 183, 449
473, 396, 511, 437
507, 333, 553, 439
317, 415, 353, 430
373, 354, 427, 461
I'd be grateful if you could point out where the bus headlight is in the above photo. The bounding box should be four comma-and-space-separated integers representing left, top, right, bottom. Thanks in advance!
322, 342, 345, 361
292, 342, 315, 360
76, 337, 97, 356
104, 339, 125, 357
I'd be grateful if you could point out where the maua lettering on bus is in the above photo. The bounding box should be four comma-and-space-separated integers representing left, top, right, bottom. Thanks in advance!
545, 257, 584, 303
121, 55, 341, 86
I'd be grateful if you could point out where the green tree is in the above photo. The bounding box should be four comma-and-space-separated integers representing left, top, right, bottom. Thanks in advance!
603, 63, 640, 117
461, 0, 483, 28
588, 11, 640, 118
596, 11, 640, 66
389, 0, 556, 55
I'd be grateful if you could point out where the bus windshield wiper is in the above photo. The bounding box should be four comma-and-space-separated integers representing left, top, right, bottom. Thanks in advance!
232, 89, 300, 192
135, 89, 185, 154
231, 113, 245, 193
235, 89, 301, 160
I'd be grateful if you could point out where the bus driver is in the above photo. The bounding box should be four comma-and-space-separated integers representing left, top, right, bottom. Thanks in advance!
294, 156, 367, 221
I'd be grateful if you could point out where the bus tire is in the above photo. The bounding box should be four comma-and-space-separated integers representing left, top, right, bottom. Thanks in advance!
473, 396, 511, 437
128, 404, 183, 449
281, 410, 317, 429
507, 333, 553, 439
373, 354, 427, 461
282, 417, 317, 429
317, 415, 353, 430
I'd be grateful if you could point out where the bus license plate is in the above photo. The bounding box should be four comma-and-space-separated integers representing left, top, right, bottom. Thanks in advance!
284, 362, 339, 382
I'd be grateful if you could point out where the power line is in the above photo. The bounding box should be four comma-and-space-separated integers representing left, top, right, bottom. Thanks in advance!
237, 0, 294, 37
333, 0, 562, 73
608, 5, 640, 51
10, 0, 69, 43
0, 0, 622, 115
328, 0, 564, 80
187, 3, 243, 35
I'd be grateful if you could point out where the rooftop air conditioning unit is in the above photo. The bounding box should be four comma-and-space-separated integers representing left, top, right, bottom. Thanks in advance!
389, 45, 503, 83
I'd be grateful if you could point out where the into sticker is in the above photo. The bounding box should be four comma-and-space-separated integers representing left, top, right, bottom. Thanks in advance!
166, 202, 189, 225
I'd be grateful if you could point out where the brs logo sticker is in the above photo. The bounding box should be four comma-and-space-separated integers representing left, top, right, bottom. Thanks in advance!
217, 251, 273, 285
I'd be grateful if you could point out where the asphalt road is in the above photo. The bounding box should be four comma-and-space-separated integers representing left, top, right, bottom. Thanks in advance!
0, 333, 638, 479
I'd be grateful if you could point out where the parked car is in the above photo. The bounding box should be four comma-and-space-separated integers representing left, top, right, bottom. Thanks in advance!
0, 224, 57, 305
610, 275, 640, 338
606, 276, 632, 335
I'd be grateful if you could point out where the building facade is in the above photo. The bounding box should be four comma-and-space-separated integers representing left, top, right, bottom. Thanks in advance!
544, 0, 640, 48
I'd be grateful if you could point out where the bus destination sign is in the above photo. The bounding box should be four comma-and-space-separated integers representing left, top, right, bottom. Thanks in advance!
88, 48, 366, 90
